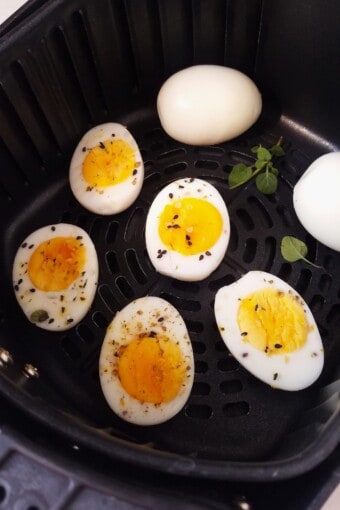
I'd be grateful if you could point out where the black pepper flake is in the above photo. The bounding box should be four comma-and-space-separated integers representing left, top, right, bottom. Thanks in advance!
149, 331, 157, 337
61, 307, 65, 314
255, 304, 259, 311
99, 141, 105, 149
241, 332, 248, 337
199, 254, 204, 261
205, 251, 211, 256
86, 186, 93, 192
132, 169, 138, 175
185, 234, 191, 241
76, 236, 83, 240
28, 244, 34, 249
189, 178, 194, 182
48, 318, 55, 324
14, 285, 19, 291
157, 249, 167, 259
82, 146, 87, 152
67, 318, 74, 324
112, 133, 116, 137
274, 343, 282, 349
273, 373, 278, 381
173, 214, 179, 219
157, 317, 164, 322
29, 288, 36, 293
169, 193, 174, 199
242, 353, 249, 358
265, 346, 269, 353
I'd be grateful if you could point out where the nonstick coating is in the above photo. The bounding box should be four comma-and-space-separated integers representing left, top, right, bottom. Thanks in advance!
1, 106, 340, 471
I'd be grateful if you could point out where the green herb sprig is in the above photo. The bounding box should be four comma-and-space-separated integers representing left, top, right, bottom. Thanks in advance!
280, 236, 321, 268
228, 138, 285, 194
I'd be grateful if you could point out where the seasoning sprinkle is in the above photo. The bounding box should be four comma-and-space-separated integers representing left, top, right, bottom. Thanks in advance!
241, 332, 248, 336
21, 242, 27, 248
169, 193, 174, 199
273, 373, 278, 381
242, 353, 249, 358
255, 304, 259, 311
51, 226, 56, 231
205, 251, 211, 256
274, 343, 282, 349
199, 254, 204, 261
132, 169, 138, 175
99, 141, 105, 149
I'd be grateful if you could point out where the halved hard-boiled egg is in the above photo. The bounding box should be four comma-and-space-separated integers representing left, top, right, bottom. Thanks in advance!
214, 271, 324, 391
99, 296, 194, 425
145, 178, 230, 281
69, 123, 144, 215
13, 223, 98, 331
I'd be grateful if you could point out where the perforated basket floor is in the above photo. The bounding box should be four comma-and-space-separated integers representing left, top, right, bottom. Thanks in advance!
0, 0, 339, 482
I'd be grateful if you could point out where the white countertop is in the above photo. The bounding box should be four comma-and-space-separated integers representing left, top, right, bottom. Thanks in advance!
0, 0, 29, 25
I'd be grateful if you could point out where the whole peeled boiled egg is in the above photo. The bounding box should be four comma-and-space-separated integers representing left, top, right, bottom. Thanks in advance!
157, 65, 262, 145
145, 178, 230, 281
13, 223, 98, 331
214, 271, 324, 391
99, 296, 194, 425
293, 151, 340, 251
69, 123, 144, 215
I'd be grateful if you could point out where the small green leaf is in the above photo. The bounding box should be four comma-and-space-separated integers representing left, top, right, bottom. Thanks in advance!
257, 147, 272, 161
251, 145, 260, 153
271, 166, 279, 176
228, 164, 253, 189
256, 171, 278, 194
255, 159, 267, 170
270, 144, 285, 157
30, 310, 49, 323
280, 236, 321, 268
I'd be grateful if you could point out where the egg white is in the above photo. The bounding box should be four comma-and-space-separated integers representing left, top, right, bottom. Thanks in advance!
157, 65, 262, 145
99, 296, 194, 425
214, 271, 324, 391
145, 178, 230, 281
12, 223, 98, 331
293, 151, 340, 252
69, 123, 144, 215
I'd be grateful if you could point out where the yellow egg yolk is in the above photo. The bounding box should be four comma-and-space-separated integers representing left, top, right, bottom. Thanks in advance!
158, 197, 223, 255
117, 336, 187, 404
237, 288, 308, 355
82, 139, 136, 188
28, 237, 86, 292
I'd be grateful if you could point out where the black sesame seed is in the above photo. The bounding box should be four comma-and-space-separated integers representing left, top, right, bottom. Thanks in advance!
48, 318, 54, 324
169, 193, 173, 199
133, 169, 138, 175
67, 318, 74, 324
206, 251, 211, 256
241, 332, 248, 336
189, 178, 194, 182
28, 244, 34, 249
51, 226, 56, 231
18, 279, 23, 285
242, 353, 249, 358
273, 373, 278, 380
255, 304, 259, 311
82, 146, 87, 152
21, 242, 27, 248
14, 285, 19, 292
275, 343, 282, 349
199, 254, 204, 261
173, 214, 179, 219
76, 236, 83, 240
157, 317, 164, 322
29, 288, 36, 293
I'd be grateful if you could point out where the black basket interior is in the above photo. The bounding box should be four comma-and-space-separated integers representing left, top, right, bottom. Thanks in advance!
0, 0, 339, 481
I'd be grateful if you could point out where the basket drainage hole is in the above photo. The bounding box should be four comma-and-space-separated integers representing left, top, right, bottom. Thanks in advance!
0, 485, 6, 503
223, 401, 249, 417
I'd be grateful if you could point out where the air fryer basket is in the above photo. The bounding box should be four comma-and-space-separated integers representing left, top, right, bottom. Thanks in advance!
0, 0, 339, 482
